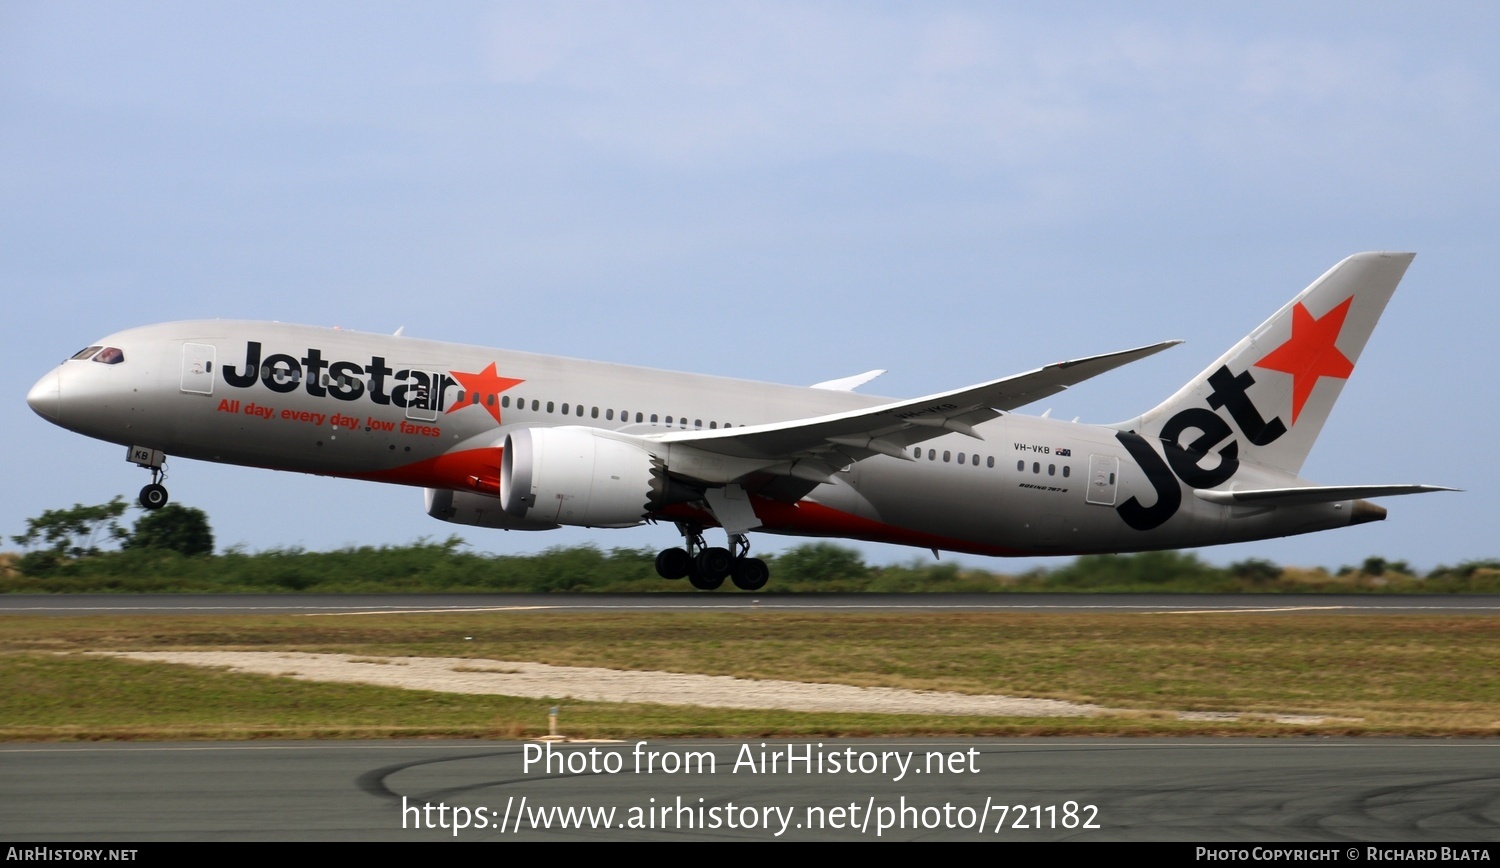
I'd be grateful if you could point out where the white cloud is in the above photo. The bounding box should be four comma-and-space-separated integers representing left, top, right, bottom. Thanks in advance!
467, 2, 1495, 204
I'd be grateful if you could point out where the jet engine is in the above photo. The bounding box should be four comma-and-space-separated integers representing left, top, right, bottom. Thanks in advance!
424, 487, 561, 531
500, 427, 672, 528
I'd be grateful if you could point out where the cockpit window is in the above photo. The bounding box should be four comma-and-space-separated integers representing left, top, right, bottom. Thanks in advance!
70, 346, 102, 361
92, 347, 124, 365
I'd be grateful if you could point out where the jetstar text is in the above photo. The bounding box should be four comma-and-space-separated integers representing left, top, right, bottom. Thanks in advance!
221, 341, 455, 411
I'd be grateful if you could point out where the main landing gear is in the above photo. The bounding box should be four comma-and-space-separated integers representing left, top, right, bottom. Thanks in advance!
655, 523, 769, 591
128, 445, 170, 510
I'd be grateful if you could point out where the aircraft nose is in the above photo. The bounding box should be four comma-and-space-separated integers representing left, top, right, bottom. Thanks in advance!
26, 369, 61, 421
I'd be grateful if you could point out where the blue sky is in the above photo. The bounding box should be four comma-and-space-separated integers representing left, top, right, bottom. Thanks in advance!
3, 2, 1494, 571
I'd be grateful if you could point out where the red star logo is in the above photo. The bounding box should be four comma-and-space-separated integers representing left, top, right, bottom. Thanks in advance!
446, 363, 524, 424
1253, 296, 1355, 425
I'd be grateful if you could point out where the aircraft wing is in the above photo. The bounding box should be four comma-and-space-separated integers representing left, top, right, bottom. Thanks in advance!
648, 340, 1179, 478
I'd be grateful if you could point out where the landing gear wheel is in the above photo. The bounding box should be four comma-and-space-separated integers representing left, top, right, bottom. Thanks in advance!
695, 547, 733, 581
654, 547, 691, 580
687, 565, 724, 591
139, 483, 169, 510
730, 557, 769, 591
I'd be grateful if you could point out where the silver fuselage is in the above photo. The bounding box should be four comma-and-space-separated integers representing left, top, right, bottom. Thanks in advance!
27, 320, 1363, 557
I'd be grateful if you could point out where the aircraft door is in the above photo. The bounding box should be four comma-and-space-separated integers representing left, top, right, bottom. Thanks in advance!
180, 343, 215, 395
1086, 454, 1119, 506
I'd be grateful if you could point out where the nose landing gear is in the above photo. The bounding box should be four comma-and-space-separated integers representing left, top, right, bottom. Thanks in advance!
654, 523, 770, 591
127, 445, 170, 511
139, 481, 169, 510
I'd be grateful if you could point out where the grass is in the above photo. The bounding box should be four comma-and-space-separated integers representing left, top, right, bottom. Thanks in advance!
7, 542, 1500, 594
2, 610, 1498, 739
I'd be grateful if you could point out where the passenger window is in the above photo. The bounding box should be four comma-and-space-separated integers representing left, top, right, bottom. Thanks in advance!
577, 405, 584, 416
635, 412, 643, 423
547, 401, 555, 413
261, 362, 297, 383
651, 414, 659, 424
987, 456, 994, 468
561, 403, 569, 414
1033, 462, 1040, 473
502, 396, 510, 408
1048, 464, 1055, 476
606, 409, 614, 421
591, 407, 598, 418
1063, 466, 1070, 478
1017, 460, 1024, 471
665, 416, 673, 425
531, 399, 539, 411
958, 453, 966, 465
943, 451, 951, 463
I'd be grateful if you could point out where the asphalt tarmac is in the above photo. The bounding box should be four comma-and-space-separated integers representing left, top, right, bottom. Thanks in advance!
3, 739, 1498, 841
5, 592, 1500, 616
7, 596, 1497, 843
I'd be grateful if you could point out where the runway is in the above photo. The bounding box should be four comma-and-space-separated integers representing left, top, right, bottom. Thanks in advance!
5, 592, 1500, 616
3, 739, 1498, 841
7, 595, 1498, 843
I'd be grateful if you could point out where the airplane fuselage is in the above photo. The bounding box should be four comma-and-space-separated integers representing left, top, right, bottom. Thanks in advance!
28, 318, 1371, 559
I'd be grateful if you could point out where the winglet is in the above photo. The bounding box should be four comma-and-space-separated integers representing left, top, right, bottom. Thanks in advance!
811, 369, 887, 391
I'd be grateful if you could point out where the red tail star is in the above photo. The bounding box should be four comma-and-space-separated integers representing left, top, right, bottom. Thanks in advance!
1253, 296, 1355, 424
447, 363, 524, 424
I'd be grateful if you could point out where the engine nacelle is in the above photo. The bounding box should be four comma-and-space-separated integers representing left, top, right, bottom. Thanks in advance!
424, 488, 561, 531
500, 427, 666, 528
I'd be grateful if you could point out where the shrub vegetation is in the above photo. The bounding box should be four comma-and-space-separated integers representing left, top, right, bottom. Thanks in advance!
5, 497, 1491, 594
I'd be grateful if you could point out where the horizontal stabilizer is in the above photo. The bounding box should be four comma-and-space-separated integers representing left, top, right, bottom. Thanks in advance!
1193, 484, 1458, 507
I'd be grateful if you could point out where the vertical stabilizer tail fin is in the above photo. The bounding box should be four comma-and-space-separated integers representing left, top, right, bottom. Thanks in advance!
1122, 251, 1415, 476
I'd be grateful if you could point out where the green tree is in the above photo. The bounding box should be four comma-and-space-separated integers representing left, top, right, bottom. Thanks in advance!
11, 497, 129, 558
772, 543, 871, 585
1228, 557, 1282, 586
127, 504, 214, 557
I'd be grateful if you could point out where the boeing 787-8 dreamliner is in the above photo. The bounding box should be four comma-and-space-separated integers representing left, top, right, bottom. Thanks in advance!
27, 252, 1452, 589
